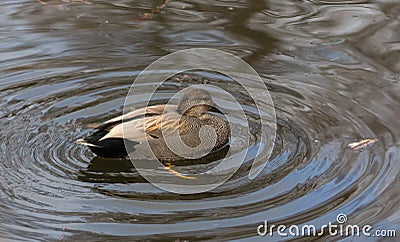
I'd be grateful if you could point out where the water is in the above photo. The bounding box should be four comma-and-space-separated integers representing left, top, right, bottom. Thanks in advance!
0, 0, 399, 241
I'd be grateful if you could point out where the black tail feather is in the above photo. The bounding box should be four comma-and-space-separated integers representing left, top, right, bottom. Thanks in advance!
81, 130, 135, 158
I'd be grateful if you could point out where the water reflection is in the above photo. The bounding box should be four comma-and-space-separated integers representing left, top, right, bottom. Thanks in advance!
0, 0, 399, 240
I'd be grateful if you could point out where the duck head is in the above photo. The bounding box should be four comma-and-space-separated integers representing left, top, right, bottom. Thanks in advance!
177, 88, 221, 117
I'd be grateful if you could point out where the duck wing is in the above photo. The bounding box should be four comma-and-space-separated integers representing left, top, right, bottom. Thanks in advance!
98, 106, 184, 142
95, 104, 175, 131
142, 112, 185, 139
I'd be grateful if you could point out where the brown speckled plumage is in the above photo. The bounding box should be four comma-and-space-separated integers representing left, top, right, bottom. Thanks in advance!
77, 89, 230, 160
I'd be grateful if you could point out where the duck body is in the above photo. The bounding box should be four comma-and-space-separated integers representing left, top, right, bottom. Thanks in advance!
77, 89, 230, 160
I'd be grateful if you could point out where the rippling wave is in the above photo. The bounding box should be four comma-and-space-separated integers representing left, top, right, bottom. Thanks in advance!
0, 0, 399, 240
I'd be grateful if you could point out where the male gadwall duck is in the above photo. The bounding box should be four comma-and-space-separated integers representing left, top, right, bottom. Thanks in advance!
77, 88, 229, 160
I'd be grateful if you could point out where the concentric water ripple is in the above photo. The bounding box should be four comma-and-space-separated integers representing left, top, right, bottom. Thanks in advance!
0, 0, 399, 241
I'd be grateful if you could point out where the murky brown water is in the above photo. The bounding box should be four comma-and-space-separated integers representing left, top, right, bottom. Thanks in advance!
0, 0, 399, 241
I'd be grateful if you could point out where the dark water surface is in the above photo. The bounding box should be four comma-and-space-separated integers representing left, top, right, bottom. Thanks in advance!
1, 0, 399, 241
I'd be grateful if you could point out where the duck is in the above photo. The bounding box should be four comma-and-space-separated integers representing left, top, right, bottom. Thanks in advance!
77, 88, 230, 160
